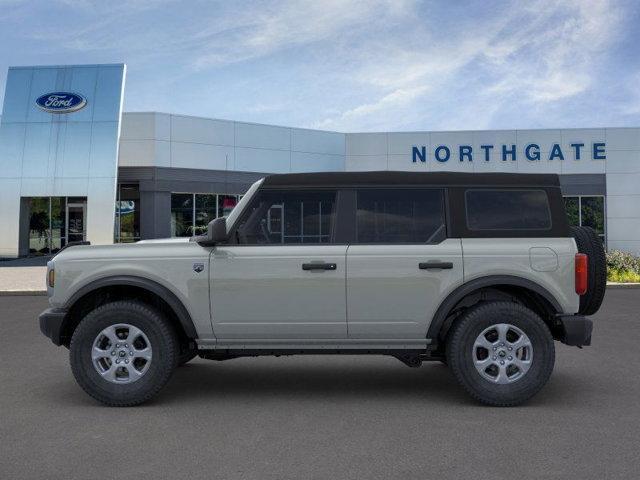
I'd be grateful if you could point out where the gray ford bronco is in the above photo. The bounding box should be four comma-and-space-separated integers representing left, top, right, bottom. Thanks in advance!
39, 172, 606, 407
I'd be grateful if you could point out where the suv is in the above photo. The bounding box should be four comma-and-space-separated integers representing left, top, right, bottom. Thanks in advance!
39, 172, 606, 407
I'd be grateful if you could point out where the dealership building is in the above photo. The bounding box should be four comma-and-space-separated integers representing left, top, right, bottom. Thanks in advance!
1, 63, 639, 258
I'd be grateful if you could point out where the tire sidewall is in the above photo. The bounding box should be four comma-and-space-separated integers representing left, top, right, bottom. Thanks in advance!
447, 302, 555, 405
70, 302, 176, 405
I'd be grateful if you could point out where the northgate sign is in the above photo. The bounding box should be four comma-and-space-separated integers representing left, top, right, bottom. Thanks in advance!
412, 142, 606, 163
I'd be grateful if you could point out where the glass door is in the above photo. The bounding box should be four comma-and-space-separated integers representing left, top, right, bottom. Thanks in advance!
66, 201, 87, 244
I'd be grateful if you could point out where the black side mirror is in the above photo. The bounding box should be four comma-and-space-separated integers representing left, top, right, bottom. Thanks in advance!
208, 217, 227, 244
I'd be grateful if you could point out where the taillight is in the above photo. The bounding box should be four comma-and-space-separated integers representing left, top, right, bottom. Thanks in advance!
47, 269, 55, 288
575, 253, 588, 295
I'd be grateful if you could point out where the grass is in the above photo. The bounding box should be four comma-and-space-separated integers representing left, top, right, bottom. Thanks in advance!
607, 268, 640, 283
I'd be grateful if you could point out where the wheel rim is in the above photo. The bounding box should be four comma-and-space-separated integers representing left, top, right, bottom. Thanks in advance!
472, 323, 533, 384
91, 324, 152, 384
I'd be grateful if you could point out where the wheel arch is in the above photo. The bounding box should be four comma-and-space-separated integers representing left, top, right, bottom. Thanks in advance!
59, 275, 198, 347
427, 275, 563, 345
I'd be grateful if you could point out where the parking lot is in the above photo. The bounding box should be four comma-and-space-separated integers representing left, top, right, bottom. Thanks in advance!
1, 289, 639, 479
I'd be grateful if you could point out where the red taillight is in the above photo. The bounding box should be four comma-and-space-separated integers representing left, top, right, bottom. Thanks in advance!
575, 253, 588, 295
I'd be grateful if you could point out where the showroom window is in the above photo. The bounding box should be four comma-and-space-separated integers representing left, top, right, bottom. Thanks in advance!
356, 189, 446, 243
234, 190, 336, 244
564, 196, 606, 244
26, 196, 87, 255
171, 193, 241, 237
115, 184, 140, 243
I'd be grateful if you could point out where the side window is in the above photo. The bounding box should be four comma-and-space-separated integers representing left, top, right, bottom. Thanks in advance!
235, 189, 337, 244
356, 189, 446, 243
465, 189, 551, 230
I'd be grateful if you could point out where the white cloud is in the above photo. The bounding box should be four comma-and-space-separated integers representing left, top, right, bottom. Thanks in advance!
2, 0, 630, 130
314, 0, 625, 130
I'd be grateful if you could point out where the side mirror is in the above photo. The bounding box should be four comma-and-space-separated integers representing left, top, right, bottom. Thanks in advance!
208, 217, 227, 244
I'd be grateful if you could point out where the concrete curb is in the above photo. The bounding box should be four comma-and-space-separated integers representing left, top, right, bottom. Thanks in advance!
606, 283, 640, 289
0, 290, 47, 296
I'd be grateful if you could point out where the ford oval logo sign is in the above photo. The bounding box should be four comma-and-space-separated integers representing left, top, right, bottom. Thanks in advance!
35, 92, 87, 114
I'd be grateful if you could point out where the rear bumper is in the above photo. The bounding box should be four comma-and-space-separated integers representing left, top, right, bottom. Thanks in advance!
556, 314, 593, 347
39, 308, 68, 346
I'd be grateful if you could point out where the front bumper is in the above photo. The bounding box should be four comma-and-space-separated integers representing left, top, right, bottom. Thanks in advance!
556, 314, 593, 347
39, 308, 68, 346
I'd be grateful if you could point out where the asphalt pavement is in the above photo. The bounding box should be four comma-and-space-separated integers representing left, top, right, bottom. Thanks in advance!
1, 290, 639, 479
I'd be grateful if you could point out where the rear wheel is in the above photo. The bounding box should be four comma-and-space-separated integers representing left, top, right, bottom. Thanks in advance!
70, 301, 178, 407
446, 301, 555, 406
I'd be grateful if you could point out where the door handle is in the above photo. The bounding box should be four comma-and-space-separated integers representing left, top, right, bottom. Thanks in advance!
302, 262, 337, 271
419, 261, 453, 270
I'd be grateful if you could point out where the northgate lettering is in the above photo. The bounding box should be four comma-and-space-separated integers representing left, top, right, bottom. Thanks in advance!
411, 143, 606, 163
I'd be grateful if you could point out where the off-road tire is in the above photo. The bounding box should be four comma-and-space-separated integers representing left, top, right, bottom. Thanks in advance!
176, 345, 198, 366
446, 301, 555, 407
570, 226, 606, 315
70, 301, 178, 407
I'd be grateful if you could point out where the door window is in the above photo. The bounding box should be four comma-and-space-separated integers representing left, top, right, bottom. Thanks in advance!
355, 189, 446, 244
235, 190, 337, 244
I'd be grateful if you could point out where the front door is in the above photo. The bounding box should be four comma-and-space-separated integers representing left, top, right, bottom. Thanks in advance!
210, 188, 347, 340
346, 188, 464, 339
66, 201, 86, 244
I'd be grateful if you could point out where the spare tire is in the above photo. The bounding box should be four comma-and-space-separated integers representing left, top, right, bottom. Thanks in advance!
570, 226, 606, 315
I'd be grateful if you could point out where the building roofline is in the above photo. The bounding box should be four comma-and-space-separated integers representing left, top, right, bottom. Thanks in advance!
123, 112, 639, 135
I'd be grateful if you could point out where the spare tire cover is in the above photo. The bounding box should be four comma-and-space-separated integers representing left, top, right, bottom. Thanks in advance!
570, 226, 606, 315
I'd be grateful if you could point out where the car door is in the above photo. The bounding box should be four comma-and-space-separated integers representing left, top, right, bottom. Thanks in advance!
210, 188, 347, 340
346, 188, 463, 339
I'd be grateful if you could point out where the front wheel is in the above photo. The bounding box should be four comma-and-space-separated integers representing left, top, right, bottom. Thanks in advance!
70, 301, 178, 407
446, 301, 555, 407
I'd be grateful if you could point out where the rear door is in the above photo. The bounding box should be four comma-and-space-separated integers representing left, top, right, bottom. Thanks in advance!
346, 188, 463, 339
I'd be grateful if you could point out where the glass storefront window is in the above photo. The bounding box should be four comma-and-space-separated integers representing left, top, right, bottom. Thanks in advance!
50, 197, 65, 253
170, 193, 241, 237
563, 195, 606, 245
218, 195, 238, 218
563, 197, 579, 227
581, 197, 605, 236
194, 194, 216, 236
26, 196, 87, 255
115, 184, 140, 242
28, 197, 51, 255
171, 193, 194, 237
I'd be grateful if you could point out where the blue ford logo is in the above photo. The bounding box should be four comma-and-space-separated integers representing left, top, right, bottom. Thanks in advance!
35, 92, 87, 114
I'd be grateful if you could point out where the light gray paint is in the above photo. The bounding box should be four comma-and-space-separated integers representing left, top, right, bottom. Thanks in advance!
346, 241, 463, 339
210, 245, 348, 339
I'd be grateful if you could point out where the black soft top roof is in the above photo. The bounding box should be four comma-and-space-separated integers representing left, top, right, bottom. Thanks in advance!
262, 171, 561, 188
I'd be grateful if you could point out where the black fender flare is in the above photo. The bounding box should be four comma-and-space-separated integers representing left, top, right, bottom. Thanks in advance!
64, 275, 198, 339
426, 275, 563, 341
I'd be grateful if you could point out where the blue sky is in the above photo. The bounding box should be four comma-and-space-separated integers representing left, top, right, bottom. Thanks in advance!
1, 0, 639, 132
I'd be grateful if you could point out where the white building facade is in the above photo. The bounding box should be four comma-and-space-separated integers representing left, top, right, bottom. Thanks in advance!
1, 64, 639, 257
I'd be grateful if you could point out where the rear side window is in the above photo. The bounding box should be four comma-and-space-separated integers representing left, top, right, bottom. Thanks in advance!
465, 189, 551, 231
356, 189, 446, 243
